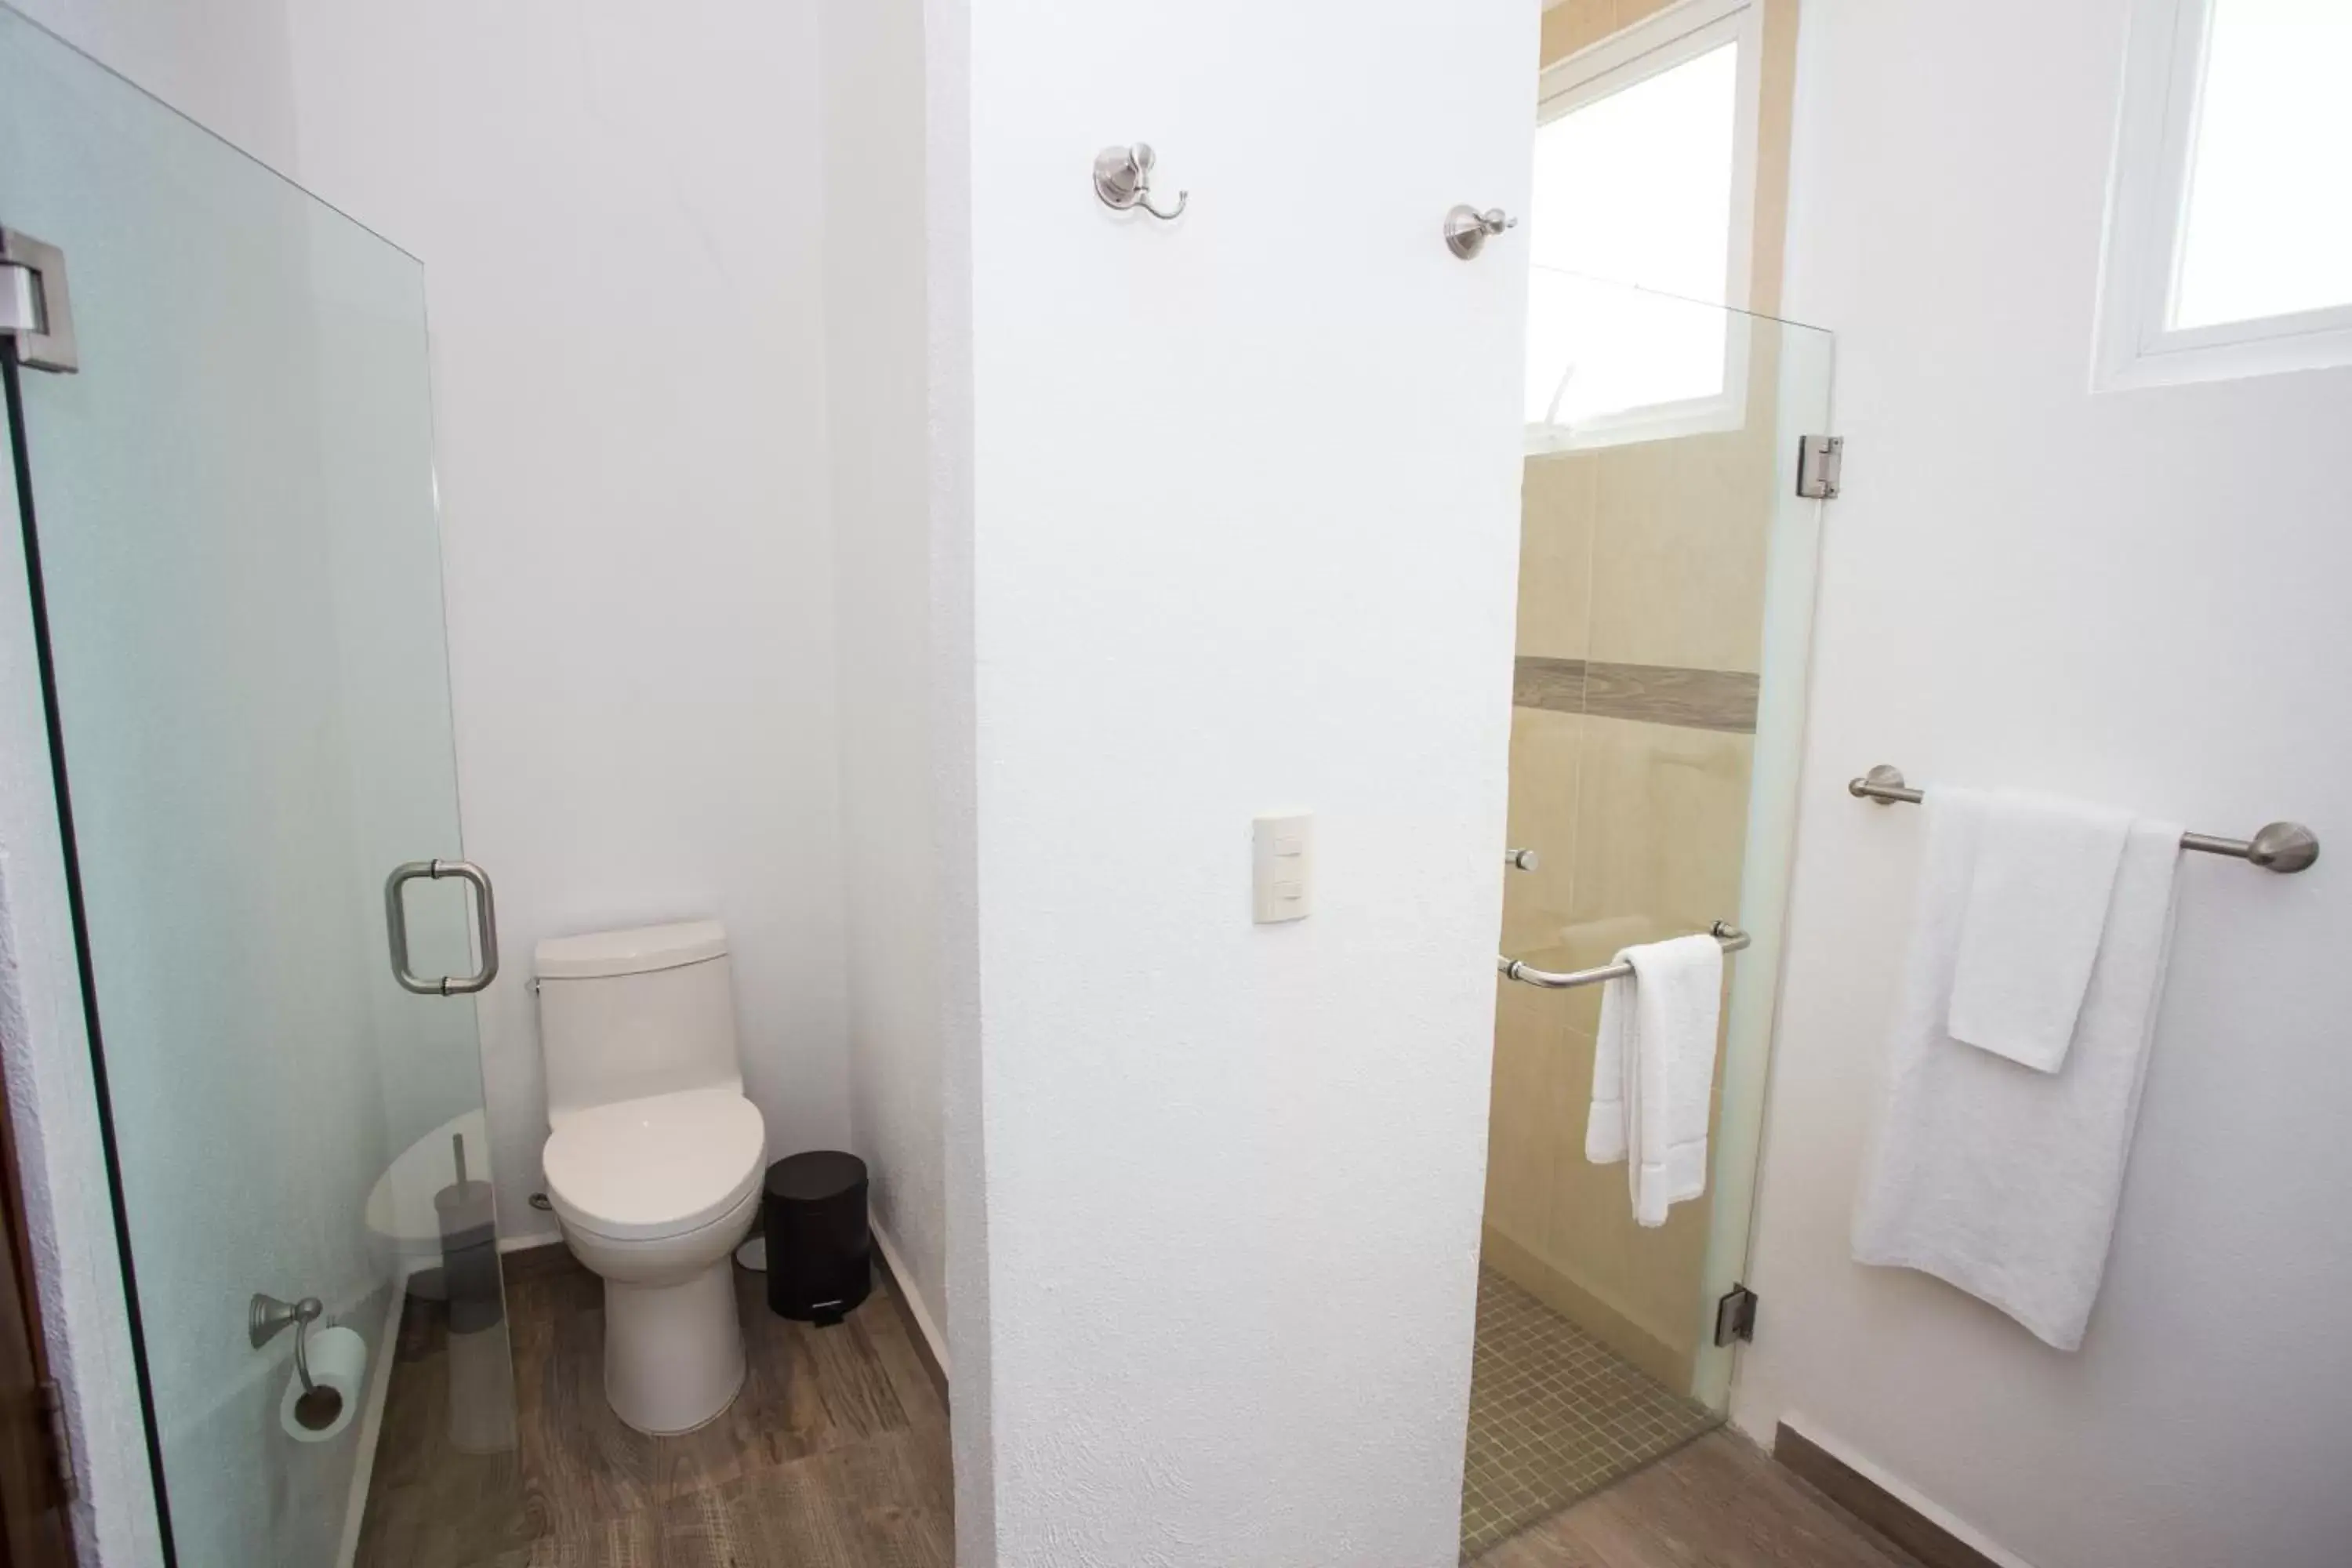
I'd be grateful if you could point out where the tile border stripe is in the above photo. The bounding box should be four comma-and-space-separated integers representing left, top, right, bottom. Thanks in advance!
1513, 655, 1759, 735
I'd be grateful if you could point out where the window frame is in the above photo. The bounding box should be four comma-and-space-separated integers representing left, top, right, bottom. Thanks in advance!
1526, 0, 1764, 454
2094, 0, 2352, 391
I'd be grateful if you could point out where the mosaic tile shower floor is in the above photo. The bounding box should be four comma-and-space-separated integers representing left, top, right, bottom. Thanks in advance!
1459, 1267, 1719, 1559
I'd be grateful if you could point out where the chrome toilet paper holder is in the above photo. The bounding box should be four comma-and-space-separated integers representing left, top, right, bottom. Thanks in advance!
251, 1291, 343, 1432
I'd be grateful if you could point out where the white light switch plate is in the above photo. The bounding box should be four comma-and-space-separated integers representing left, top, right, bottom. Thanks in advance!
1252, 812, 1312, 924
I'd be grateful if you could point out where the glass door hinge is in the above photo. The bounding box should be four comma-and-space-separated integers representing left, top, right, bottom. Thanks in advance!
1796, 434, 1842, 499
1714, 1283, 1759, 1347
0, 227, 78, 374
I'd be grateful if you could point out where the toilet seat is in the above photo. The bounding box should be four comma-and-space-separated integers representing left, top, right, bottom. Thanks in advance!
543, 1087, 765, 1243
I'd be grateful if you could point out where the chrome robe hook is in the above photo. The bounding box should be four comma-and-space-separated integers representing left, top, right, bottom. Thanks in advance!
1094, 143, 1188, 220
1444, 204, 1517, 259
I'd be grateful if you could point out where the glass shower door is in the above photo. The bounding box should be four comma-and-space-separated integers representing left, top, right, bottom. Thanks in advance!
2, 9, 520, 1565
1497, 267, 1834, 1409
1467, 267, 1832, 1555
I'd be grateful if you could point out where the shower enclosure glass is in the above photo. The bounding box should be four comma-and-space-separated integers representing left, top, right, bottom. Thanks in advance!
2, 9, 518, 1563
1466, 265, 1831, 1555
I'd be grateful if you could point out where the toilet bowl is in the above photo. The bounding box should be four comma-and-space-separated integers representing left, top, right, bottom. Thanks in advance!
543, 1087, 765, 1433
535, 920, 768, 1435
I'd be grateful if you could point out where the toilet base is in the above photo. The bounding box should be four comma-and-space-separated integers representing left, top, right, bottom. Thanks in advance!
602, 1259, 746, 1435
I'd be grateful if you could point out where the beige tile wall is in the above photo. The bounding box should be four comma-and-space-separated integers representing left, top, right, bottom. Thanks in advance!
1514, 459, 1598, 665
1483, 0, 1800, 1396
1488, 707, 1752, 1388
1583, 411, 1779, 675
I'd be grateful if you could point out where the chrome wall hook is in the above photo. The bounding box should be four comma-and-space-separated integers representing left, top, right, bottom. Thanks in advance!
1444, 204, 1517, 260
1094, 143, 1188, 221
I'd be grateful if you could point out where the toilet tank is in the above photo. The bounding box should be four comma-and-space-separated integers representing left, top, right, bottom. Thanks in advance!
535, 920, 742, 1123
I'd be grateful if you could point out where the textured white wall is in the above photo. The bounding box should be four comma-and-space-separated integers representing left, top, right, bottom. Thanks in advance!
923, 0, 988, 1548
1737, 4, 2352, 1566
818, 0, 949, 1341
949, 0, 1534, 1559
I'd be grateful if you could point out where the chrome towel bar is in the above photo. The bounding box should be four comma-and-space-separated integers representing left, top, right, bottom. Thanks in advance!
1499, 921, 1750, 990
1849, 764, 2319, 874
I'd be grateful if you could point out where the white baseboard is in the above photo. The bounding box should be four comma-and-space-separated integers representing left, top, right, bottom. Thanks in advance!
1776, 1411, 2041, 1568
497, 1229, 563, 1255
332, 1271, 409, 1568
869, 1217, 949, 1381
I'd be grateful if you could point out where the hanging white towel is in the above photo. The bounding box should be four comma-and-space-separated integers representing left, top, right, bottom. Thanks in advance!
1853, 789, 2182, 1350
1947, 788, 2132, 1071
1585, 932, 1723, 1229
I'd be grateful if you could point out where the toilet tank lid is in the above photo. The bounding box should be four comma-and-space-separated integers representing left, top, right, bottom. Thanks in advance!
535, 920, 728, 980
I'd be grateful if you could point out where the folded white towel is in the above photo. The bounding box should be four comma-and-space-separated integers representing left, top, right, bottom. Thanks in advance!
1585, 932, 1723, 1228
1853, 789, 2181, 1350
1947, 788, 2132, 1071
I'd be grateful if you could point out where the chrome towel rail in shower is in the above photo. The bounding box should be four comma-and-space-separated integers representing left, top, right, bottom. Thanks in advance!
1499, 921, 1750, 990
1848, 764, 2320, 873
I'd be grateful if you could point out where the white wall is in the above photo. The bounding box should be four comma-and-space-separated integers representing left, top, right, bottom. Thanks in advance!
277, 0, 850, 1240
1737, 4, 2352, 1566
20, 0, 852, 1244
3, 3, 851, 1560
818, 0, 950, 1339
948, 0, 1534, 1559
11, 0, 299, 173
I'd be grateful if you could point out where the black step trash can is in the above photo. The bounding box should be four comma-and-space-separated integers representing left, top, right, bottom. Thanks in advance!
763, 1150, 870, 1326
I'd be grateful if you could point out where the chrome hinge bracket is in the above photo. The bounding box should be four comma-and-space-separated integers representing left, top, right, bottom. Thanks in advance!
36, 1379, 77, 1501
0, 227, 78, 374
1713, 1283, 1759, 1347
1795, 434, 1842, 499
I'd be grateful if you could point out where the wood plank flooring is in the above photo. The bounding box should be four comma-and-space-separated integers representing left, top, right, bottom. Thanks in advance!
356, 1247, 1913, 1568
354, 1244, 951, 1568
1472, 1432, 1924, 1568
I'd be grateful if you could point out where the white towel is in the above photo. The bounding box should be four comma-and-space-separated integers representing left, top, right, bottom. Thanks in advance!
1585, 932, 1723, 1228
1853, 788, 2181, 1350
1947, 788, 2132, 1071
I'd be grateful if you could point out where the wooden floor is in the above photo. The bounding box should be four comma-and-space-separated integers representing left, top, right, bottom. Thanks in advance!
1472, 1432, 1924, 1568
354, 1244, 951, 1568
354, 1247, 1911, 1568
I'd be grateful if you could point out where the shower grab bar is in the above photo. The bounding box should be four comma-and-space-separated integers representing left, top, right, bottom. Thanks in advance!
1499, 921, 1749, 990
1849, 764, 2319, 874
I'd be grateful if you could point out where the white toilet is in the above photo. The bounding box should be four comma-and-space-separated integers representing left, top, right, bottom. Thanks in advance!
535, 920, 768, 1435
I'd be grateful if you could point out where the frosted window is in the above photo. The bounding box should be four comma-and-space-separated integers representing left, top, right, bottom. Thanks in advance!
2172, 0, 2352, 329
1525, 42, 1739, 430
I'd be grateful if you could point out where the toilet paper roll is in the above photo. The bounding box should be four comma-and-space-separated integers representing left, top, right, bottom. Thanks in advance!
279, 1325, 366, 1444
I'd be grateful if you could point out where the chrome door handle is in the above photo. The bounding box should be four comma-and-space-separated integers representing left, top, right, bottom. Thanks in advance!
385, 859, 499, 996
